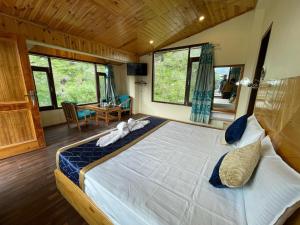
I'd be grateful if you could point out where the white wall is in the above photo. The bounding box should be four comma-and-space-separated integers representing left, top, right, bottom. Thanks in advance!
237, 0, 300, 116
133, 11, 255, 127
261, 0, 300, 80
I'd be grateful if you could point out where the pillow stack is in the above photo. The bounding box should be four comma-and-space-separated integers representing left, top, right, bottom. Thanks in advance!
210, 139, 261, 188
210, 114, 265, 188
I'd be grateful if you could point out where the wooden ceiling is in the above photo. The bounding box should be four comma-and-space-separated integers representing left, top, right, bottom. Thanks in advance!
0, 0, 257, 55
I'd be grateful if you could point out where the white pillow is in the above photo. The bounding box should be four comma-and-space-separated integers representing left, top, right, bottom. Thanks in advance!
235, 115, 265, 148
243, 145, 300, 225
261, 135, 277, 158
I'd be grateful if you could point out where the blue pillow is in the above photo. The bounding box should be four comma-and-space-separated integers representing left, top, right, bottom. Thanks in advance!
225, 114, 248, 144
209, 153, 228, 188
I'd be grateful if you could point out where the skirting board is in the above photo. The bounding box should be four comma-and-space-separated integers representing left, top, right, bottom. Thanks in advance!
54, 169, 113, 225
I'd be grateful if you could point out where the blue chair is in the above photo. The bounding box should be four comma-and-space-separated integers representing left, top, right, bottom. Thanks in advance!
61, 102, 96, 131
117, 95, 132, 115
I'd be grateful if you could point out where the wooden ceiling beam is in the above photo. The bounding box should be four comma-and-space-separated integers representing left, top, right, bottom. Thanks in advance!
0, 13, 138, 63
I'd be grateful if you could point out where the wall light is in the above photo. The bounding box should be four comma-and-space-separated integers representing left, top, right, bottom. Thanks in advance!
236, 77, 260, 89
149, 40, 154, 44
199, 16, 205, 22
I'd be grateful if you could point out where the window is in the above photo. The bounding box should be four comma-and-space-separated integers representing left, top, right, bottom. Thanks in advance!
153, 45, 202, 105
96, 64, 107, 101
32, 69, 52, 108
29, 55, 49, 67
152, 44, 244, 113
29, 54, 107, 110
51, 58, 97, 106
153, 48, 189, 104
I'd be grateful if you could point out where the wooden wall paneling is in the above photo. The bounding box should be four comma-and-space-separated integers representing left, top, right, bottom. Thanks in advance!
0, 1, 256, 55
0, 13, 137, 63
254, 76, 300, 172
29, 45, 122, 65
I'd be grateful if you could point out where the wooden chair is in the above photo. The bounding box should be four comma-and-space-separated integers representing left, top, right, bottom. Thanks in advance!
61, 102, 95, 131
117, 95, 132, 116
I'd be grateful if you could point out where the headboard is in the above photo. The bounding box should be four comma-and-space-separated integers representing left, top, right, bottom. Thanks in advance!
254, 76, 300, 173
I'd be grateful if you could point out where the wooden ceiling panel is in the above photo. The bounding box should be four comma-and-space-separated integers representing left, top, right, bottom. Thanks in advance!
0, 0, 257, 55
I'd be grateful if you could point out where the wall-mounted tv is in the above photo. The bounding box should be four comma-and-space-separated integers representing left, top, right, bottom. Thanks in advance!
127, 63, 147, 76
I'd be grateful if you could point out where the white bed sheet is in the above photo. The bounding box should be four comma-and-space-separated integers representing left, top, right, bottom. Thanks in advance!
84, 121, 247, 225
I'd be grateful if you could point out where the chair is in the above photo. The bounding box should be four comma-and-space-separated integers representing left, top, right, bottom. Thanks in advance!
117, 95, 132, 115
61, 102, 96, 131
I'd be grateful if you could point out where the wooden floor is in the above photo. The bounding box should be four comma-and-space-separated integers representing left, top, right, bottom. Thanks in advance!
0, 114, 143, 225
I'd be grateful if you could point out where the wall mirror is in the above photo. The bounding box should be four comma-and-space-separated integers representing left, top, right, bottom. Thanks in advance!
213, 64, 244, 113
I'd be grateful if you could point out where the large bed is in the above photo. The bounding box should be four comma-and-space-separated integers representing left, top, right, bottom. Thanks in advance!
55, 76, 300, 225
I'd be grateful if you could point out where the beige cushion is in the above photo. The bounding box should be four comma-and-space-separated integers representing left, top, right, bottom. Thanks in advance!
219, 140, 261, 187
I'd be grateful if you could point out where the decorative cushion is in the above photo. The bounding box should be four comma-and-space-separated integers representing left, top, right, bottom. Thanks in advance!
235, 115, 265, 148
209, 139, 261, 188
224, 114, 248, 144
77, 110, 96, 120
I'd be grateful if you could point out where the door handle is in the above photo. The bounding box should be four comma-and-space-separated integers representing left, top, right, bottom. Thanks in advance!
24, 90, 36, 106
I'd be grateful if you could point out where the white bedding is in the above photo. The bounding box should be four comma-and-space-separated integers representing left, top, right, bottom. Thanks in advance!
84, 121, 247, 225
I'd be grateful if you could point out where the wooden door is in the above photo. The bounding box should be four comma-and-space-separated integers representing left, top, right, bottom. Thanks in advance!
0, 33, 45, 159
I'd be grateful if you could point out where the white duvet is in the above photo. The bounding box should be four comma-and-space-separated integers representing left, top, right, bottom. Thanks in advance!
84, 121, 247, 225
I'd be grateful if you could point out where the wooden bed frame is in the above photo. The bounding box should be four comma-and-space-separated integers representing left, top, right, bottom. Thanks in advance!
55, 76, 300, 225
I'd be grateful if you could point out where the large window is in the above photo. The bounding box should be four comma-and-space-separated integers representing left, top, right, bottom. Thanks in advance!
153, 45, 202, 105
152, 45, 244, 112
29, 54, 107, 110
51, 58, 97, 106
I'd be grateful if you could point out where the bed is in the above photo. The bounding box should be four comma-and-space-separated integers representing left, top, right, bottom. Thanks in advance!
55, 76, 300, 225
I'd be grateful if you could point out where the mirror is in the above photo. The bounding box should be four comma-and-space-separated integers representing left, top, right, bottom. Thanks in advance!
213, 65, 244, 112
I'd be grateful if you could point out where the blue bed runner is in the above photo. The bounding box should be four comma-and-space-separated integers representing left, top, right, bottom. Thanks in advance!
58, 117, 167, 186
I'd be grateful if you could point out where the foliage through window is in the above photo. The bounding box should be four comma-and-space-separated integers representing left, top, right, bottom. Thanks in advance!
153, 45, 202, 105
32, 70, 52, 107
51, 58, 97, 106
29, 54, 107, 110
153, 49, 189, 104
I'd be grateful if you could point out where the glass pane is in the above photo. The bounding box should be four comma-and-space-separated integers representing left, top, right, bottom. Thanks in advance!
99, 75, 106, 101
29, 55, 49, 67
51, 58, 97, 106
214, 67, 230, 97
213, 66, 242, 111
153, 49, 189, 104
190, 46, 202, 58
33, 71, 52, 107
189, 61, 199, 102
97, 64, 107, 73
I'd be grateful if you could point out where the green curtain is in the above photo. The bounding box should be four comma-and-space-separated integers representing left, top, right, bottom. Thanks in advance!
190, 44, 215, 124
105, 64, 117, 105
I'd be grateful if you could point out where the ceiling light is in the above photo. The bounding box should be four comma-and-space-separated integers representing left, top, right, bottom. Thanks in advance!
199, 16, 205, 21
149, 40, 154, 44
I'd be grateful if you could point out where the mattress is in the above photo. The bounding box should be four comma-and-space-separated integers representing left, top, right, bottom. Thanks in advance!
58, 116, 167, 186
84, 121, 247, 225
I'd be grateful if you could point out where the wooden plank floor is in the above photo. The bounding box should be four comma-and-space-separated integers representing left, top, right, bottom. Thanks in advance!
0, 114, 143, 225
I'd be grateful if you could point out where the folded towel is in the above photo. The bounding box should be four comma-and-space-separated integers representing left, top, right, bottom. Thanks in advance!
96, 118, 150, 147
96, 122, 129, 147
128, 118, 150, 131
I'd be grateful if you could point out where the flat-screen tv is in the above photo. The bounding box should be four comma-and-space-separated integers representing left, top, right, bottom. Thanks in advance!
127, 63, 147, 76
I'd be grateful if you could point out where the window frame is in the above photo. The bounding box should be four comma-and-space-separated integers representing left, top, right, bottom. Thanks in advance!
29, 53, 107, 111
95, 65, 107, 102
31, 66, 56, 111
152, 43, 206, 106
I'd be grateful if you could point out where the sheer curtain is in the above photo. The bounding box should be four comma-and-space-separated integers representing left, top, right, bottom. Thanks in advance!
190, 43, 215, 124
105, 64, 117, 105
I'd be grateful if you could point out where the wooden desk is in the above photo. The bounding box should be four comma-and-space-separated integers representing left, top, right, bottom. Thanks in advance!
79, 104, 121, 126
